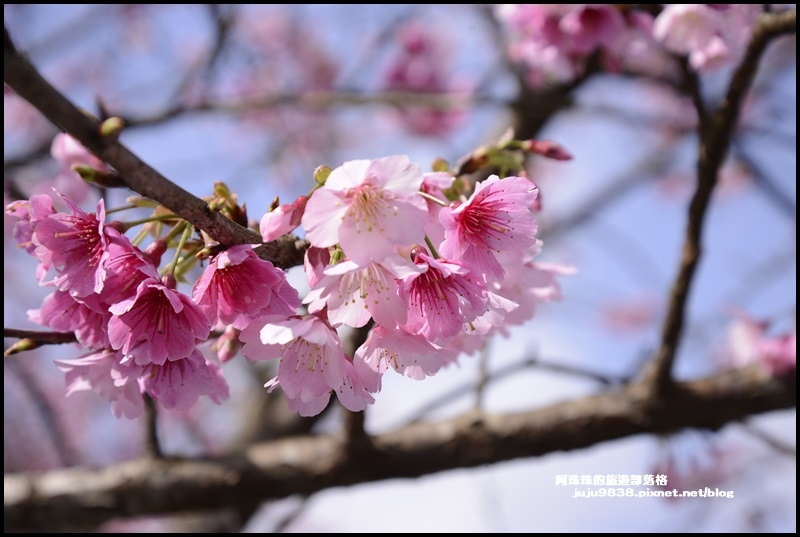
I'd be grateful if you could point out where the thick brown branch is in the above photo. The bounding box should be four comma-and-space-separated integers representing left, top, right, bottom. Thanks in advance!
4, 367, 795, 531
3, 30, 305, 269
641, 10, 797, 396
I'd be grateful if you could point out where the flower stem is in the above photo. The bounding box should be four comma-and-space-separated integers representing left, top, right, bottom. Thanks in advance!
121, 213, 179, 232
424, 236, 441, 259
166, 223, 194, 276
419, 191, 448, 207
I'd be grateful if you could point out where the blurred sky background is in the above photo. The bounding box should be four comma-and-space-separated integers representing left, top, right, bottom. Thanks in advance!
4, 4, 796, 532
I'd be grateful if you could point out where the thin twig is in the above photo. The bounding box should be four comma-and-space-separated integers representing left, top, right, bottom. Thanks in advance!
740, 420, 796, 457
4, 329, 78, 355
404, 355, 624, 426
3, 28, 305, 269
4, 328, 78, 345
640, 10, 797, 397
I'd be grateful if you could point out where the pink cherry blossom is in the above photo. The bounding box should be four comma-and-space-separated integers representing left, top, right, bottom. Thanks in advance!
192, 244, 297, 329
600, 294, 660, 335
242, 314, 375, 416
421, 171, 454, 246
108, 274, 210, 366
28, 289, 110, 350
51, 132, 107, 171
652, 4, 758, 71
492, 246, 576, 329
304, 246, 331, 289
525, 139, 573, 161
401, 248, 488, 342
301, 155, 428, 265
259, 195, 308, 241
212, 324, 241, 363
266, 271, 305, 318
494, 5, 588, 87
141, 348, 229, 411
49, 133, 108, 204
382, 23, 467, 137
354, 324, 458, 390
559, 4, 625, 54
610, 10, 675, 78
90, 234, 163, 312
439, 175, 539, 281
463, 290, 520, 338
6, 194, 56, 282
6, 194, 55, 255
304, 255, 420, 329
33, 195, 119, 298
723, 312, 796, 376
55, 349, 145, 420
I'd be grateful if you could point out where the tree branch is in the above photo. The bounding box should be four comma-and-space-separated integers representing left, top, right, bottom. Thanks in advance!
3, 27, 305, 269
4, 366, 794, 531
640, 10, 797, 396
4, 328, 77, 346
142, 395, 163, 459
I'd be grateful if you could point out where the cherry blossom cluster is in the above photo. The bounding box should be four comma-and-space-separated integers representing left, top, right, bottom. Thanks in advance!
250, 154, 573, 415
7, 138, 573, 418
494, 4, 763, 88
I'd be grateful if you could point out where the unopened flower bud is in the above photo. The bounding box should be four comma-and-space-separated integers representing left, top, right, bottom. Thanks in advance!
524, 139, 573, 161
432, 158, 450, 173
99, 116, 125, 139
71, 165, 125, 188
314, 165, 332, 186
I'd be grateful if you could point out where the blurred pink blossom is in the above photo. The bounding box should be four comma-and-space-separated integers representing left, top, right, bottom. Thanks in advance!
721, 311, 796, 376
382, 22, 468, 137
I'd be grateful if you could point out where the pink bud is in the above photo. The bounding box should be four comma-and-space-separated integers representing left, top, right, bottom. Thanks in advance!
525, 139, 573, 161
144, 239, 168, 266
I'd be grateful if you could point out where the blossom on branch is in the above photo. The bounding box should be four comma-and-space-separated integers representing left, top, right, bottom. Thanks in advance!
354, 324, 458, 390
192, 244, 300, 329
241, 313, 375, 416
32, 195, 121, 298
400, 248, 488, 343
141, 348, 230, 411
55, 349, 145, 420
28, 289, 110, 350
108, 274, 210, 366
259, 195, 308, 241
439, 175, 539, 281
303, 254, 420, 329
301, 155, 428, 265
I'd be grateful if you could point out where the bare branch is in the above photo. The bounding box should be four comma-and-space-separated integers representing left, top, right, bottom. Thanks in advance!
403, 356, 624, 427
640, 9, 797, 396
5, 366, 794, 531
4, 328, 78, 346
3, 28, 305, 269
